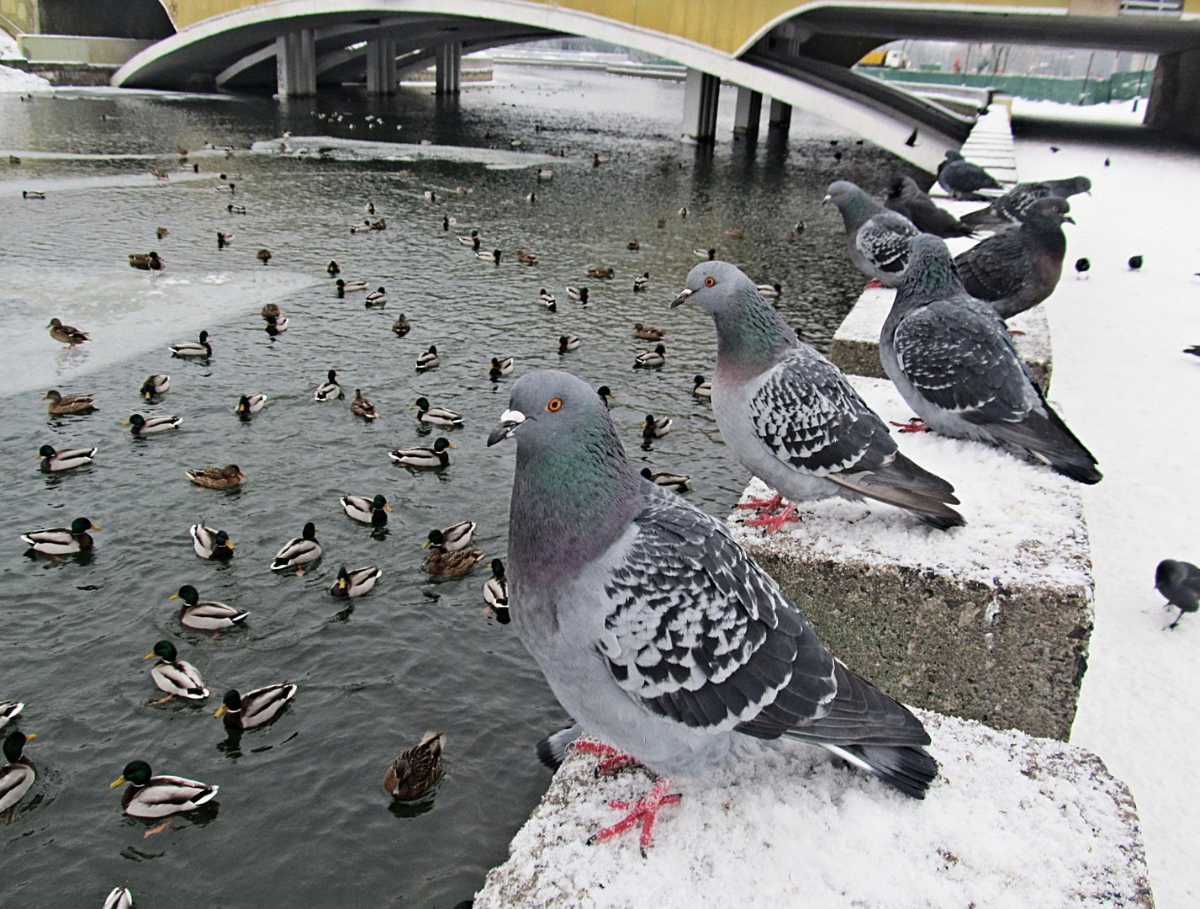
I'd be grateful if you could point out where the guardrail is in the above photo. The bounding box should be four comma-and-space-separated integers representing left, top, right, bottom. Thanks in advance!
858, 66, 1155, 105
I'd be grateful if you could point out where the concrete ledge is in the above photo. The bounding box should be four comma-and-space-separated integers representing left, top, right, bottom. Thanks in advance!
828, 286, 1053, 391
476, 713, 1152, 908
732, 377, 1092, 741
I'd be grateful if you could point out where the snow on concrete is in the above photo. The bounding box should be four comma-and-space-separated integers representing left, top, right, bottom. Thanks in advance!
0, 57, 51, 93
476, 712, 1150, 909
1006, 99, 1200, 908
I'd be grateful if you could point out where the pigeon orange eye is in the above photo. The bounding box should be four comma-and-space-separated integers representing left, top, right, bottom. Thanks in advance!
547, 397, 563, 412
704, 277, 716, 287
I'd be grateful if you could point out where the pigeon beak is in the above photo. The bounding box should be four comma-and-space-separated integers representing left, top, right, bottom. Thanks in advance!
1062, 216, 1075, 225
487, 409, 527, 446
821, 194, 831, 205
670, 288, 692, 309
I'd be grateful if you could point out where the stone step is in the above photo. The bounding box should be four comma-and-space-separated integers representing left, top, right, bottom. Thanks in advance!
475, 713, 1151, 907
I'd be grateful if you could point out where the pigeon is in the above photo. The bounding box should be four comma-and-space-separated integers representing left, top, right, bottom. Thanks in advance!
936, 150, 1002, 200
883, 176, 973, 238
487, 369, 938, 852
1154, 559, 1200, 629
953, 197, 1073, 320
1128, 255, 1143, 271
1075, 257, 1090, 279
824, 180, 921, 287
1183, 345, 1200, 358
672, 261, 963, 530
881, 234, 1102, 485
959, 176, 1091, 230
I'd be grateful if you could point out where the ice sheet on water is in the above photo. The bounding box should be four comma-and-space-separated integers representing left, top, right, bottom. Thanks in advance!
0, 168, 214, 197
250, 135, 561, 171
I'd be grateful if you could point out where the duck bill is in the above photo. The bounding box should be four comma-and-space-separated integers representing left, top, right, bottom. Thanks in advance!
214, 704, 228, 718
383, 504, 393, 512
110, 775, 127, 788
669, 288, 692, 310
487, 409, 527, 446
144, 652, 156, 660
168, 593, 181, 601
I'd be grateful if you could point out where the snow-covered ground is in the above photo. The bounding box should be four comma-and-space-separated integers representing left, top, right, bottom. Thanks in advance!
1009, 98, 1200, 908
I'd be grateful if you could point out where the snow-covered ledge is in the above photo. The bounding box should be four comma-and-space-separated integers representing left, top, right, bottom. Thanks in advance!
475, 713, 1152, 908
734, 377, 1092, 741
828, 286, 1053, 392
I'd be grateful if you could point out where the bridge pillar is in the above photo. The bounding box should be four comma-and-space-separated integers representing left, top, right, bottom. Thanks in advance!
1145, 49, 1200, 146
682, 69, 720, 143
436, 42, 462, 95
276, 29, 316, 98
366, 38, 397, 96
733, 87, 762, 139
768, 98, 792, 137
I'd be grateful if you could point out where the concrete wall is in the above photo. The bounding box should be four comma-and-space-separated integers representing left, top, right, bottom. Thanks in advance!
37, 0, 173, 40
19, 34, 154, 64
1145, 48, 1200, 145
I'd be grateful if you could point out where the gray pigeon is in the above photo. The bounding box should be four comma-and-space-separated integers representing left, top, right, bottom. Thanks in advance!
1155, 559, 1200, 629
936, 150, 1002, 200
672, 261, 964, 530
824, 180, 920, 287
487, 369, 937, 849
960, 176, 1091, 230
884, 176, 973, 238
953, 197, 1073, 320
881, 234, 1101, 485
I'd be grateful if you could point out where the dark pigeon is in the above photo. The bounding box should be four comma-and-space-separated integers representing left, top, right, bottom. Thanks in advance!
960, 176, 1091, 230
1155, 559, 1200, 629
936, 150, 1002, 200
884, 176, 974, 239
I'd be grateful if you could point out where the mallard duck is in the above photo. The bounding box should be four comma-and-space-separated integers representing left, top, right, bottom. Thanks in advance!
640, 466, 691, 493
350, 388, 378, 420
48, 318, 89, 348
566, 286, 588, 303
329, 565, 381, 598
389, 438, 454, 469
129, 251, 164, 271
313, 369, 342, 401
586, 266, 614, 279
341, 493, 391, 526
44, 389, 96, 415
149, 167, 169, 180
236, 393, 267, 415
633, 323, 664, 341
596, 385, 615, 408
415, 345, 440, 372
538, 289, 556, 309
170, 331, 211, 358
260, 303, 281, 320
516, 249, 539, 265
215, 684, 297, 730
38, 444, 96, 473
264, 314, 288, 335
1, 731, 36, 822
21, 517, 99, 555
335, 279, 368, 298
185, 464, 246, 490
558, 335, 581, 353
369, 218, 387, 231
271, 522, 321, 571
423, 547, 485, 578
633, 344, 666, 369
525, 191, 536, 204
140, 374, 169, 399
110, 760, 217, 820
256, 248, 271, 265
656, 217, 667, 228
477, 248, 502, 264
489, 357, 514, 379
391, 314, 411, 336
424, 521, 476, 553
145, 640, 208, 702
365, 287, 387, 307
227, 203, 246, 214
633, 272, 650, 292
413, 397, 462, 428
326, 260, 340, 276
726, 227, 746, 239
0, 702, 23, 726
22, 190, 45, 199
383, 731, 445, 800
366, 201, 376, 214
693, 247, 716, 260
171, 585, 247, 630
627, 239, 641, 251
537, 168, 553, 181
217, 181, 236, 192
457, 229, 480, 246
642, 414, 672, 438
217, 231, 232, 249
441, 215, 453, 231
483, 558, 508, 614
692, 375, 713, 398
756, 282, 783, 299
423, 190, 437, 202
157, 226, 170, 239
103, 888, 133, 909
127, 413, 182, 435
189, 523, 233, 560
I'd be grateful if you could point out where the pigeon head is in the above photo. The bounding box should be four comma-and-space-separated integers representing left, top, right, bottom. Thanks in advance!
671, 260, 758, 312
1155, 559, 1184, 591
885, 176, 908, 199
1025, 196, 1073, 227
488, 370, 621, 455
896, 234, 965, 304
672, 261, 796, 365
1066, 176, 1091, 195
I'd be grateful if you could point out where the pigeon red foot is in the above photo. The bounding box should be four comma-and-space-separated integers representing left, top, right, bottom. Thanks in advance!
745, 502, 798, 533
586, 775, 681, 857
889, 419, 931, 434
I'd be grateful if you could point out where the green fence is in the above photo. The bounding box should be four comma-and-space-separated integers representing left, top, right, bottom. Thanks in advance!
859, 66, 1154, 104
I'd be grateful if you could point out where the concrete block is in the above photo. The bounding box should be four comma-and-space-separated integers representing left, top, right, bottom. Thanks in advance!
732, 377, 1092, 741
828, 287, 1053, 392
476, 712, 1151, 908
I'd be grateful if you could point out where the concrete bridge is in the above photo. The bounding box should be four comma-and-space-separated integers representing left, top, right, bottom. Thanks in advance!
7, 0, 1200, 166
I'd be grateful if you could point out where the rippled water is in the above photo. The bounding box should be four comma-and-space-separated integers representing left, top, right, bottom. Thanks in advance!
0, 66, 921, 906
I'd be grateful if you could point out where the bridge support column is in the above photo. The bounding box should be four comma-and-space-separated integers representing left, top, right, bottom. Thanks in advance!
768, 98, 792, 136
366, 38, 397, 96
733, 87, 762, 139
1145, 49, 1200, 145
436, 42, 462, 95
276, 29, 316, 98
682, 69, 720, 143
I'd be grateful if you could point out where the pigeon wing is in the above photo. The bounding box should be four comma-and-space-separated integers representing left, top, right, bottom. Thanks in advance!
856, 212, 917, 275
954, 231, 1029, 301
